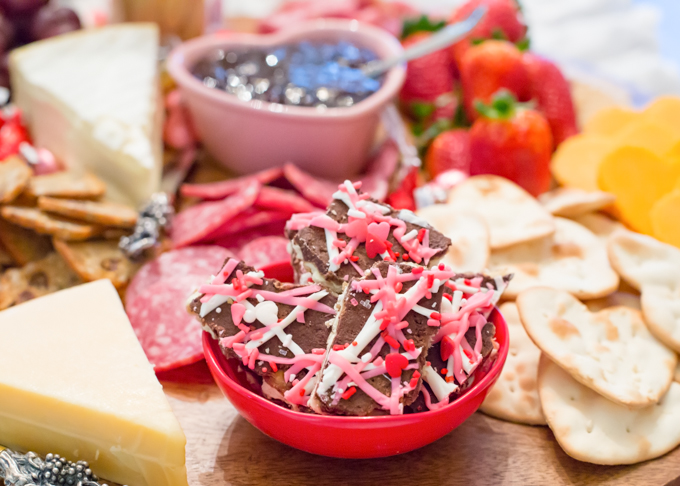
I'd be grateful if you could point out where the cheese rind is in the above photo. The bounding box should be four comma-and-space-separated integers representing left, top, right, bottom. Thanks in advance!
9, 24, 163, 207
0, 280, 188, 486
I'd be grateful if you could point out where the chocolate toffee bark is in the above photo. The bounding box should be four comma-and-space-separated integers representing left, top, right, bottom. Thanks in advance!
309, 261, 456, 416
286, 181, 452, 294
416, 274, 512, 411
187, 257, 337, 409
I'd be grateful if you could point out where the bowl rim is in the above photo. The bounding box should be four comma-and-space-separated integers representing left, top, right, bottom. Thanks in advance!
203, 306, 509, 424
166, 18, 406, 121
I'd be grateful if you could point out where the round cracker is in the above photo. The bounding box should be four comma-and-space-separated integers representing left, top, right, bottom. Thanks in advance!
570, 212, 627, 244
488, 217, 619, 300
445, 175, 555, 250
585, 291, 641, 313
538, 355, 680, 465
480, 302, 546, 425
538, 187, 616, 218
518, 287, 677, 408
416, 205, 489, 272
608, 232, 680, 352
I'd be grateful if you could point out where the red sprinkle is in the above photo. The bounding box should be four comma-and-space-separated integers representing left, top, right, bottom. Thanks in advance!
352, 341, 358, 346
443, 293, 453, 301
379, 320, 389, 331
333, 344, 345, 351
427, 274, 435, 288
262, 367, 268, 373
402, 254, 410, 261
403, 339, 415, 352
341, 386, 357, 400
463, 348, 474, 360
409, 378, 418, 388
440, 368, 449, 375
384, 335, 400, 349
438, 263, 445, 271
430, 312, 442, 320
271, 362, 278, 372
413, 371, 421, 379
350, 255, 360, 262
299, 390, 305, 396
343, 343, 350, 349
446, 376, 454, 383
412, 266, 423, 275
312, 348, 326, 355
426, 361, 431, 366
395, 282, 403, 293
417, 229, 426, 243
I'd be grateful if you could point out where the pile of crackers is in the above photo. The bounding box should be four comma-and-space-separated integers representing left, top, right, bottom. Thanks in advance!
0, 156, 139, 310
418, 175, 680, 465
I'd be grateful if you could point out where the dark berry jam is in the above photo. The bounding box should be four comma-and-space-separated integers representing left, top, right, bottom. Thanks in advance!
192, 41, 384, 109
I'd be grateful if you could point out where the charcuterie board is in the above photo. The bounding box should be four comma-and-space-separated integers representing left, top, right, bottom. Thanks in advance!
165, 378, 680, 486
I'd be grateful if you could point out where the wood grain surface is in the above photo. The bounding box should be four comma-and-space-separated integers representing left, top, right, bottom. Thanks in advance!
164, 379, 680, 486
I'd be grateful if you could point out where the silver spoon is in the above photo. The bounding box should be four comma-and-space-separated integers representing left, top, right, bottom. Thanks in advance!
362, 5, 487, 78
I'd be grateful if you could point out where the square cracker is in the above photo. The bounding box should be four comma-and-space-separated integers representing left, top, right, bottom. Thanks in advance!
26, 171, 106, 199
1, 206, 103, 241
38, 197, 138, 228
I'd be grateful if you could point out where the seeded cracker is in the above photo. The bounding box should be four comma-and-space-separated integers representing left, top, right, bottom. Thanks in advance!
0, 253, 82, 310
38, 197, 138, 228
26, 171, 106, 199
1, 206, 103, 241
53, 238, 139, 289
0, 218, 52, 265
0, 155, 32, 204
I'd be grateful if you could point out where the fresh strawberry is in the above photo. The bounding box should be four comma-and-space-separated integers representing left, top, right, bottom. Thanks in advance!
449, 0, 527, 68
399, 31, 455, 106
460, 39, 529, 121
386, 166, 419, 210
424, 129, 471, 178
469, 90, 553, 197
522, 53, 578, 146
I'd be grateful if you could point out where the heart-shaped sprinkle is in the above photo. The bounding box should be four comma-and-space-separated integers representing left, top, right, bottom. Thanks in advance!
366, 237, 387, 258
385, 353, 409, 378
345, 219, 368, 241
231, 302, 246, 326
440, 335, 455, 361
367, 221, 390, 241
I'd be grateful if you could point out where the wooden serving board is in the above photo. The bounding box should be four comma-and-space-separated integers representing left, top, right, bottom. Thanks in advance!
164, 375, 680, 486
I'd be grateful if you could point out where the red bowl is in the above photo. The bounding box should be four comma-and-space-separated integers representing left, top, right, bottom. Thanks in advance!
203, 305, 508, 458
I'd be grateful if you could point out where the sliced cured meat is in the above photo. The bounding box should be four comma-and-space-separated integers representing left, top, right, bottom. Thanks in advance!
202, 208, 291, 242
255, 186, 317, 214
180, 167, 282, 200
212, 221, 288, 253
172, 180, 261, 248
238, 236, 290, 269
283, 163, 337, 208
126, 246, 235, 307
126, 277, 206, 372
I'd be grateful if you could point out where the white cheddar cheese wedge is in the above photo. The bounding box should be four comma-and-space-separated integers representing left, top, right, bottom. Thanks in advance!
9, 24, 163, 207
0, 280, 188, 486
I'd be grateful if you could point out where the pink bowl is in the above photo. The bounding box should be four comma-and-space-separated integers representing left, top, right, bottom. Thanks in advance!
167, 19, 406, 179
203, 306, 509, 458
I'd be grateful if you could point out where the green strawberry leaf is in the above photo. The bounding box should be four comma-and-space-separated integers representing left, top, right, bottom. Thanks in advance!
402, 15, 446, 39
474, 89, 518, 120
491, 28, 508, 41
516, 37, 531, 51
410, 102, 436, 120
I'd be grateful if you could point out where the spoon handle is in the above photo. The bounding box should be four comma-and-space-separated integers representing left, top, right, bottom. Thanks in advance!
362, 5, 487, 78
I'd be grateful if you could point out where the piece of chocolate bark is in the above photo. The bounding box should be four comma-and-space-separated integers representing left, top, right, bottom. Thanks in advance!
414, 273, 512, 411
286, 181, 452, 294
187, 258, 337, 409
309, 261, 456, 416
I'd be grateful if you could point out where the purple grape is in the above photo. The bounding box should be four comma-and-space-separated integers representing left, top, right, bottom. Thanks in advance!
0, 0, 47, 17
29, 4, 80, 42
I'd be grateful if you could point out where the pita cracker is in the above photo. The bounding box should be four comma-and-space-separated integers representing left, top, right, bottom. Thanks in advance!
53, 239, 139, 289
570, 213, 627, 244
518, 287, 677, 408
488, 217, 619, 300
538, 187, 615, 218
608, 232, 680, 353
480, 302, 546, 425
416, 205, 489, 272
585, 291, 641, 313
538, 355, 680, 465
0, 155, 32, 204
446, 175, 555, 249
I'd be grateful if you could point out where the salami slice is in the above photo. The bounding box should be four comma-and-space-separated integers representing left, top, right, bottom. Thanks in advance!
201, 208, 291, 242
172, 180, 261, 248
238, 235, 290, 269
180, 167, 282, 200
212, 221, 288, 253
283, 163, 337, 207
126, 246, 235, 308
126, 277, 206, 372
255, 186, 317, 213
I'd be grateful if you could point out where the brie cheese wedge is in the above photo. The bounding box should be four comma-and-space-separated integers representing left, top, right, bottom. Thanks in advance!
0, 280, 188, 486
9, 24, 163, 207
